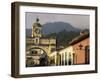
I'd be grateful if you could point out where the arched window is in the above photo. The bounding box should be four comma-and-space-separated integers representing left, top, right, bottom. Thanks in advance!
35, 38, 39, 44
31, 50, 37, 55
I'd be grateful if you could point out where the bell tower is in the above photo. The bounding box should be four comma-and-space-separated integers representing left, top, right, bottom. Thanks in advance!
31, 18, 42, 38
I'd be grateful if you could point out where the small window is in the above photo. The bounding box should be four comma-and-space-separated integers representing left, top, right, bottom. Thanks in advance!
31, 50, 37, 55
36, 38, 38, 43
34, 38, 39, 44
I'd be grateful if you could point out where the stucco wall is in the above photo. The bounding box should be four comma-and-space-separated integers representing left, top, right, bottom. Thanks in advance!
73, 38, 89, 64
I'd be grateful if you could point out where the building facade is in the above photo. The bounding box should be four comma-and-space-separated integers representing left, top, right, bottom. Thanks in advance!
50, 32, 89, 66
50, 46, 74, 66
26, 18, 89, 67
26, 18, 56, 67
69, 32, 89, 64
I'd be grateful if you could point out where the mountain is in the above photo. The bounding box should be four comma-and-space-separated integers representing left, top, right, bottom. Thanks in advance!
42, 22, 80, 35
46, 30, 80, 47
26, 22, 81, 37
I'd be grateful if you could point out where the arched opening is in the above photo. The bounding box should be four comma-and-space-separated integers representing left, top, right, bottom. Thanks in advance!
26, 47, 49, 67
68, 53, 72, 65
65, 52, 67, 65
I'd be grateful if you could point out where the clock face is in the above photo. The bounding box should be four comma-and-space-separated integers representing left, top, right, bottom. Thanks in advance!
34, 28, 41, 34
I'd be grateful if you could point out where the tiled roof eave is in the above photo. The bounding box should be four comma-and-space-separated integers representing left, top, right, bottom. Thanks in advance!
69, 33, 89, 45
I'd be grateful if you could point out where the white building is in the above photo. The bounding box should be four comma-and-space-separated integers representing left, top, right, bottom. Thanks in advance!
50, 46, 74, 66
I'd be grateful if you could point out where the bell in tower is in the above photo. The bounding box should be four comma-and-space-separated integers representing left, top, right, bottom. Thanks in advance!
31, 18, 42, 38
36, 17, 39, 22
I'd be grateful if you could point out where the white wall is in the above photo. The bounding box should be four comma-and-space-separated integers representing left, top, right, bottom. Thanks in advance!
0, 0, 100, 80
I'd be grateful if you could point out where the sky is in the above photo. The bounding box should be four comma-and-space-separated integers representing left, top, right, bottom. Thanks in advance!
25, 12, 89, 29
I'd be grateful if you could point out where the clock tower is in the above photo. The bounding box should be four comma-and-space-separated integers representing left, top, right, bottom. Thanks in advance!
32, 18, 42, 38
26, 18, 56, 66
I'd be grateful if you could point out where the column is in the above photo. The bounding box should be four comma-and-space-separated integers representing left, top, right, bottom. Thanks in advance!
55, 55, 56, 66
61, 53, 62, 66
64, 52, 66, 65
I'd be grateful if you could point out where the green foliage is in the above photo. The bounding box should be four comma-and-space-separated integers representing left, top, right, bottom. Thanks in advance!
45, 30, 80, 47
